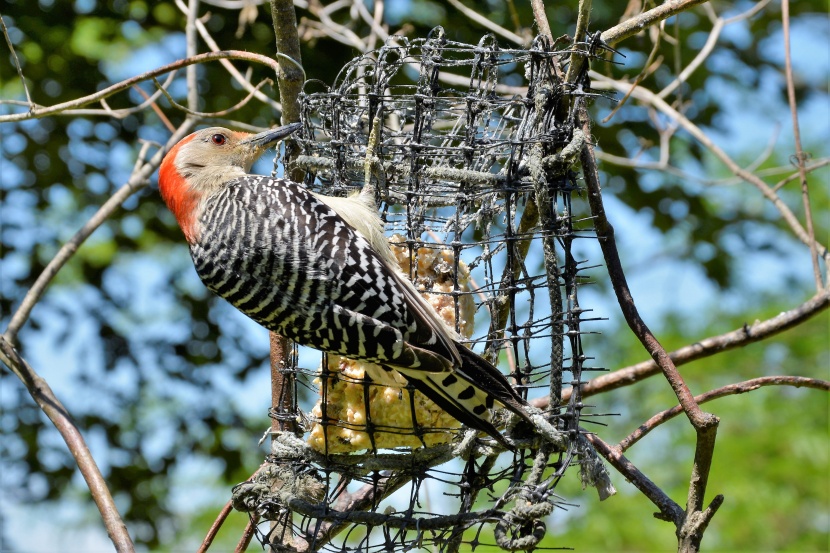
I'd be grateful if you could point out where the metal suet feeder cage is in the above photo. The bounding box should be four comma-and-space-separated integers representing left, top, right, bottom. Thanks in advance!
232, 27, 613, 552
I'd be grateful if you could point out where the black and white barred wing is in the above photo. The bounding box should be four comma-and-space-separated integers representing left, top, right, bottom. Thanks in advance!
193, 176, 460, 372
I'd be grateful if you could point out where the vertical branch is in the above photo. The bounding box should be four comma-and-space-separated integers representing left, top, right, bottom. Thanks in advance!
186, 0, 200, 111
267, 0, 305, 438
269, 332, 296, 434
578, 102, 721, 552
530, 0, 553, 41
267, 0, 305, 429
781, 0, 823, 289
268, 2, 305, 550
270, 0, 305, 129
564, 0, 593, 84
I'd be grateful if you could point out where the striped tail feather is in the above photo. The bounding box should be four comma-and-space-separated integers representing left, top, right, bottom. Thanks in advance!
392, 344, 530, 449
454, 345, 531, 423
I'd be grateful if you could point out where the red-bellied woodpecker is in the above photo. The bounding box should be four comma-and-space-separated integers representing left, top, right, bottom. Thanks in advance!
157, 124, 532, 448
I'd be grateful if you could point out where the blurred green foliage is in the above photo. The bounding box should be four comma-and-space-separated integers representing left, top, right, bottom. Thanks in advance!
1, 0, 827, 550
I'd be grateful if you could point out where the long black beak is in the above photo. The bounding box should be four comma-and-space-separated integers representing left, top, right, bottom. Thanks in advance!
241, 122, 302, 148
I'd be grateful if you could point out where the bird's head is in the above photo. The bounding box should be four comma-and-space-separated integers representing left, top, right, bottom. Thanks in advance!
158, 123, 300, 242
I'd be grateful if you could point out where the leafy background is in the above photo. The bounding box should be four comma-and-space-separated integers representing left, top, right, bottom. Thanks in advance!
1, 0, 827, 550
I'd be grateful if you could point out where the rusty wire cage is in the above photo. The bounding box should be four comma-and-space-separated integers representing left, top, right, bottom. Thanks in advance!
232, 27, 612, 552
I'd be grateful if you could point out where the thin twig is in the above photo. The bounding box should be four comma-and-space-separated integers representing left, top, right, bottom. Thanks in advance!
235, 516, 259, 553
3, 120, 197, 343
657, 17, 723, 99
187, 0, 201, 111
532, 283, 830, 408
197, 500, 233, 553
355, 0, 387, 51
198, 463, 272, 552
619, 376, 830, 452
583, 430, 685, 524
529, 0, 552, 42
601, 0, 711, 47
1, 13, 35, 108
0, 73, 176, 120
174, 0, 282, 111
590, 72, 830, 267
781, 0, 823, 289
773, 158, 830, 191
601, 31, 663, 123
723, 0, 772, 25
304, 0, 367, 50
0, 51, 279, 123
447, 0, 527, 46
152, 76, 272, 117
0, 338, 135, 552
564, 0, 593, 84
131, 85, 176, 132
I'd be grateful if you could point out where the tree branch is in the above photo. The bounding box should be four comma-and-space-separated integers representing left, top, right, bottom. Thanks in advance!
0, 51, 279, 123
447, 0, 527, 45
579, 84, 720, 550
781, 0, 823, 289
601, 0, 711, 47
197, 500, 233, 553
267, 1, 305, 549
0, 338, 135, 552
590, 72, 830, 268
579, 107, 716, 429
583, 430, 685, 524
3, 120, 197, 344
174, 0, 282, 112
1, 13, 35, 108
529, 289, 830, 406
619, 376, 830, 452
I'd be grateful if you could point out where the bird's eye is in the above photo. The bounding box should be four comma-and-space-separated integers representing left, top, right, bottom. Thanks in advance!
211, 134, 227, 146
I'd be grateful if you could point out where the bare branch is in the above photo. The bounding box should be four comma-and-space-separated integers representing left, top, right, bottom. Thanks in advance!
197, 500, 234, 553
601, 0, 711, 47
619, 376, 830, 452
579, 107, 716, 429
1, 13, 35, 108
564, 0, 593, 84
579, 89, 722, 547
590, 72, 830, 268
773, 158, 830, 191
657, 17, 722, 99
3, 120, 197, 343
187, 0, 201, 111
354, 0, 388, 51
131, 82, 177, 132
530, 0, 552, 42
781, 0, 823, 289
152, 76, 272, 118
0, 51, 280, 123
531, 289, 830, 407
447, 0, 527, 46
583, 431, 685, 524
304, 0, 367, 50
235, 515, 259, 552
0, 338, 135, 552
174, 0, 282, 112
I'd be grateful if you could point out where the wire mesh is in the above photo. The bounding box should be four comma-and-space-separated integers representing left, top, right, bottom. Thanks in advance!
235, 27, 610, 552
